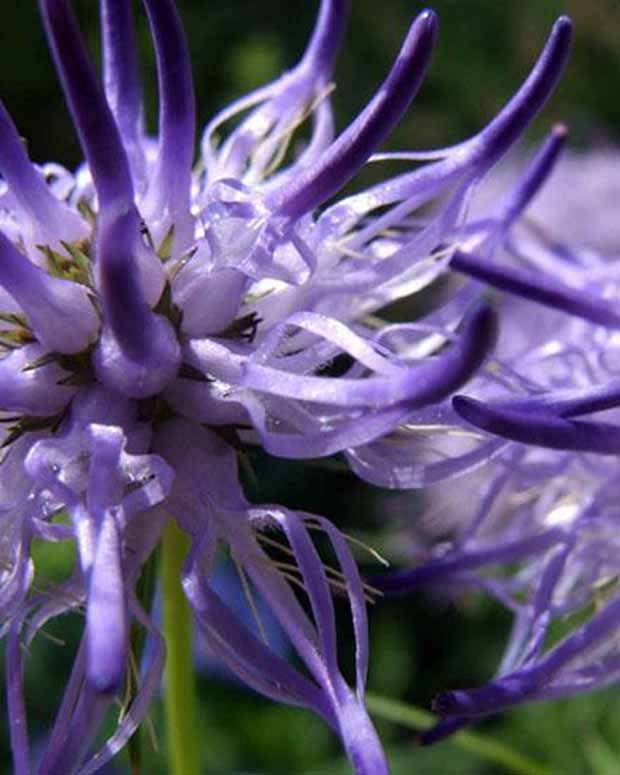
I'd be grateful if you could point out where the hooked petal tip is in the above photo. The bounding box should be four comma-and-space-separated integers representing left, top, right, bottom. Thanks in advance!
432, 691, 459, 716
551, 121, 568, 138
417, 8, 438, 31
267, 5, 437, 218
553, 14, 573, 37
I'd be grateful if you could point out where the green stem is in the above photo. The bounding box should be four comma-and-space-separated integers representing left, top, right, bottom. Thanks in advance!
161, 520, 199, 775
366, 693, 552, 775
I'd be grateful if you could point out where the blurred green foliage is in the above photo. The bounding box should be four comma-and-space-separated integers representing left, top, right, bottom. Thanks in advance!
2, 1, 620, 773
4, 0, 620, 168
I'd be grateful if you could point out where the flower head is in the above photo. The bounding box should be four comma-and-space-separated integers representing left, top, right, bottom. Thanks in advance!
0, 0, 571, 771
375, 142, 620, 742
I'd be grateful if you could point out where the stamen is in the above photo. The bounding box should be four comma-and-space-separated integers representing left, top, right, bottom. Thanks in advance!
269, 549, 378, 603
272, 565, 309, 596
258, 83, 336, 181
117, 647, 137, 719
369, 150, 452, 162
257, 532, 297, 557
310, 523, 390, 568
261, 526, 385, 587
233, 558, 269, 645
291, 528, 382, 602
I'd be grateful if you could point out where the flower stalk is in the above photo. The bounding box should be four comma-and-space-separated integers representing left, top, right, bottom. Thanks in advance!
161, 519, 199, 775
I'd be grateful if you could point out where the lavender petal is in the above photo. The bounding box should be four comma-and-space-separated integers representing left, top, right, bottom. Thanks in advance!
0, 229, 98, 353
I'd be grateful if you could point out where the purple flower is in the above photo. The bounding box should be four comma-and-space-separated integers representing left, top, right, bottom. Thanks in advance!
0, 0, 570, 771
375, 141, 620, 740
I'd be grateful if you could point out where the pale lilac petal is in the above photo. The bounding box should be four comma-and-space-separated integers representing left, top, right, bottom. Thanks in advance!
0, 100, 86, 246
201, 0, 347, 184
0, 344, 75, 416
0, 230, 98, 353
84, 426, 128, 692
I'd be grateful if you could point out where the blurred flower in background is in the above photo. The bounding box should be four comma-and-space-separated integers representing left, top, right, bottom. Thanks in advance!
376, 135, 620, 743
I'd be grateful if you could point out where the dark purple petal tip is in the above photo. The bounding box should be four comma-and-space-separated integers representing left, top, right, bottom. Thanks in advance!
497, 123, 567, 226
39, 0, 134, 208
407, 301, 497, 408
453, 396, 620, 455
97, 206, 155, 358
442, 301, 498, 391
418, 717, 470, 746
268, 8, 437, 217
451, 249, 620, 330
94, 207, 180, 397
471, 15, 572, 169
502, 381, 620, 419
0, 101, 79, 236
431, 691, 461, 716
431, 673, 541, 718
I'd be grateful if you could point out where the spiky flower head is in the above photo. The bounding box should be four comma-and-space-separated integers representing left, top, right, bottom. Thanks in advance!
0, 0, 571, 771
